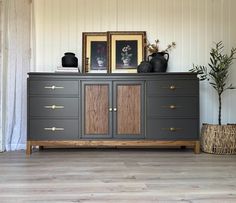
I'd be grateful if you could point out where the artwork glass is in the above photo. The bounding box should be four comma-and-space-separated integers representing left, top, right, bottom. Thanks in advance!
108, 31, 146, 73
82, 32, 107, 73
115, 40, 138, 69
90, 41, 107, 70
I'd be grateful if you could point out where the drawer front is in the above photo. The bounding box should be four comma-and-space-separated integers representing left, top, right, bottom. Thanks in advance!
146, 119, 199, 140
29, 80, 79, 95
147, 80, 198, 96
147, 97, 198, 118
29, 119, 78, 140
30, 98, 78, 118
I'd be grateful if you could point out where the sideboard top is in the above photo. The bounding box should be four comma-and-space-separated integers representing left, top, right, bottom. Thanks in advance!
28, 72, 196, 76
28, 72, 198, 80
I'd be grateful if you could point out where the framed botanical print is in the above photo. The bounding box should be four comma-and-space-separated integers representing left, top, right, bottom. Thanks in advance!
107, 31, 146, 73
82, 32, 108, 73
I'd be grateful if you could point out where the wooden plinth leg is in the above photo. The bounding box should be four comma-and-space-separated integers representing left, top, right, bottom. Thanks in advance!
194, 141, 200, 154
26, 141, 32, 156
39, 146, 44, 151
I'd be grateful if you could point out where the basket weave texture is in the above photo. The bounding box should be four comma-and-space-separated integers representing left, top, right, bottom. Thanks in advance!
201, 124, 236, 154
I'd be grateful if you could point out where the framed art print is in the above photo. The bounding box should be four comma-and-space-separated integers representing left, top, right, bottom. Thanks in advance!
82, 32, 108, 73
107, 31, 146, 73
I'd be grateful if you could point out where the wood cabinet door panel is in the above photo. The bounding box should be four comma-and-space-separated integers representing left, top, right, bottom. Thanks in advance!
82, 81, 112, 138
113, 81, 144, 138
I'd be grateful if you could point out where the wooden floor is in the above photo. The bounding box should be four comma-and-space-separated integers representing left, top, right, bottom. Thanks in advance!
0, 148, 236, 203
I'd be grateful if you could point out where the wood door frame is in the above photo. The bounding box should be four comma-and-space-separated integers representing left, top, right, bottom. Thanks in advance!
113, 81, 145, 139
81, 80, 113, 138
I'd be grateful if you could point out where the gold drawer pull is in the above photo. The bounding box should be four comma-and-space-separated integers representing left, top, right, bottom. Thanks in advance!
162, 105, 177, 109
169, 85, 176, 90
161, 85, 178, 90
169, 105, 176, 109
44, 105, 64, 109
170, 127, 176, 132
162, 127, 182, 132
44, 85, 64, 90
44, 127, 64, 131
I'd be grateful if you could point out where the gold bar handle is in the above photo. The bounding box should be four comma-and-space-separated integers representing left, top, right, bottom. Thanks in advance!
162, 127, 182, 132
161, 85, 178, 90
44, 105, 64, 109
170, 127, 177, 132
162, 105, 177, 109
44, 127, 64, 131
169, 105, 176, 109
44, 86, 64, 90
169, 85, 176, 90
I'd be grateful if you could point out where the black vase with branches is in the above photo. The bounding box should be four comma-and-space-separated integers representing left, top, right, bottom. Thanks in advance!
190, 41, 236, 125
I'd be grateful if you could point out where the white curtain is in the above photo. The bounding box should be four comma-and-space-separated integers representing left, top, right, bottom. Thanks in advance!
0, 0, 3, 152
4, 0, 31, 151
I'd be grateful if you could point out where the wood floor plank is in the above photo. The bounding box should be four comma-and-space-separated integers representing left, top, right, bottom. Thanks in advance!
0, 149, 236, 202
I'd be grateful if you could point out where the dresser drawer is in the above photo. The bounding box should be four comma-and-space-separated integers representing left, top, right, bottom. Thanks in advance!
29, 98, 78, 118
29, 80, 79, 95
147, 97, 198, 118
146, 119, 199, 140
147, 80, 198, 96
29, 119, 78, 140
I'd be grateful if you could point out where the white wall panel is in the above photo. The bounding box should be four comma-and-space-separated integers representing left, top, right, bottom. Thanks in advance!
33, 0, 236, 125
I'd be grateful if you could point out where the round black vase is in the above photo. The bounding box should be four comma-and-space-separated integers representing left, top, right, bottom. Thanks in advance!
149, 52, 169, 72
137, 61, 153, 73
62, 52, 78, 67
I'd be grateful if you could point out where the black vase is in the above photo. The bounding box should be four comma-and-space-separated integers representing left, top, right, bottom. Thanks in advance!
137, 61, 153, 73
62, 52, 78, 67
149, 52, 169, 72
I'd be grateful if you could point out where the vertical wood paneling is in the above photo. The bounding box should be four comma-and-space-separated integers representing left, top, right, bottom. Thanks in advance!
229, 0, 236, 123
198, 0, 208, 125
45, 0, 52, 70
51, 0, 60, 72
117, 85, 141, 135
85, 85, 109, 135
33, 0, 236, 125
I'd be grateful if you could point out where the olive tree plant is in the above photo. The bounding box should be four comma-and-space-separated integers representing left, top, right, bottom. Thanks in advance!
190, 41, 236, 125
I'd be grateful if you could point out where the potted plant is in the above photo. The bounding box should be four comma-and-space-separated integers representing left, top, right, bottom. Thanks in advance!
147, 40, 176, 72
137, 39, 176, 73
190, 41, 236, 154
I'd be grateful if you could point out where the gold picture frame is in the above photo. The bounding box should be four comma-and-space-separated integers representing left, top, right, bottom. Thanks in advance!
82, 32, 108, 73
107, 31, 146, 73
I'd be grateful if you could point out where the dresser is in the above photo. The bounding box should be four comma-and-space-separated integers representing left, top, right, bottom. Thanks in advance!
27, 72, 200, 155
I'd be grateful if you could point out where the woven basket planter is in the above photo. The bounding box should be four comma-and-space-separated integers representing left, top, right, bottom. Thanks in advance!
201, 124, 236, 154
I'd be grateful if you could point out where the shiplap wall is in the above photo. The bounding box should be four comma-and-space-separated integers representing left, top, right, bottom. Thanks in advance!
33, 0, 236, 125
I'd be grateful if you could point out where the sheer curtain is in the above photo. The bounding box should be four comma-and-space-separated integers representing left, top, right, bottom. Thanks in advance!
3, 0, 31, 151
0, 0, 3, 152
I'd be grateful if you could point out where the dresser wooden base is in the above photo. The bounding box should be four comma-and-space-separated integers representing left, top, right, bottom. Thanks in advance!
26, 140, 200, 155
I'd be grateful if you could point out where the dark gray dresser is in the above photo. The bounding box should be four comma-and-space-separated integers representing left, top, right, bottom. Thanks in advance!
27, 72, 200, 154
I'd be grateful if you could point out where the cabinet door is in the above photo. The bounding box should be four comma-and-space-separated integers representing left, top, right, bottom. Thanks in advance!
113, 81, 144, 139
81, 81, 112, 138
